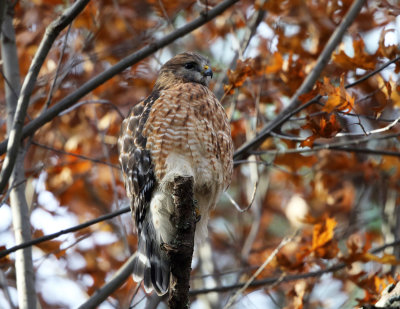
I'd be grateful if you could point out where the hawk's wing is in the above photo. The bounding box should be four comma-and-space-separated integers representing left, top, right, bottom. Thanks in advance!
118, 90, 169, 295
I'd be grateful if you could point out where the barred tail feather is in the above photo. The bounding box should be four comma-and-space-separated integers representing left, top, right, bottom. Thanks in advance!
132, 222, 170, 296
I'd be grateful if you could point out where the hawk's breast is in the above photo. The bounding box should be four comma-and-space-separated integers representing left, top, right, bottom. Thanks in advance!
142, 83, 233, 191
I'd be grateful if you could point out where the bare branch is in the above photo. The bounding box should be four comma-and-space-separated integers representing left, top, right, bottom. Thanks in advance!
59, 99, 125, 119
336, 116, 400, 137
223, 179, 258, 213
223, 232, 296, 309
1, 4, 36, 308
274, 55, 400, 135
0, 0, 91, 193
215, 1, 267, 99
0, 206, 130, 259
31, 141, 120, 168
0, 0, 240, 158
189, 239, 400, 296
0, 0, 6, 36
233, 0, 366, 161
346, 55, 400, 89
43, 23, 72, 110
253, 132, 400, 156
77, 255, 136, 309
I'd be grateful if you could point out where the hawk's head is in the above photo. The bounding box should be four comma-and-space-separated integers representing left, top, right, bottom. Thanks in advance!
154, 52, 213, 90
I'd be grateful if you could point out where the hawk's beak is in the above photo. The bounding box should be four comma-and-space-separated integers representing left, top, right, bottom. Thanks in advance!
202, 65, 213, 79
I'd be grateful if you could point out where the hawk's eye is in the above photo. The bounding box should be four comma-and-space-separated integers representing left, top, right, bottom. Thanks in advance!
184, 62, 197, 70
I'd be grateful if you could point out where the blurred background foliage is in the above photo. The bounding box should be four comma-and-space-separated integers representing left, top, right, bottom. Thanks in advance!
1, 0, 400, 308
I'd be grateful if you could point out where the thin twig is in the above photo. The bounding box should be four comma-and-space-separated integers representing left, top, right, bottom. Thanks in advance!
233, 159, 272, 167
272, 115, 400, 140
31, 141, 120, 168
0, 269, 16, 309
0, 0, 91, 194
77, 254, 136, 309
0, 69, 20, 102
345, 55, 400, 88
59, 99, 125, 119
0, 0, 240, 158
189, 238, 400, 296
290, 111, 399, 124
233, 0, 366, 161
223, 232, 296, 309
223, 179, 258, 213
215, 0, 266, 99
44, 23, 72, 110
78, 255, 135, 309
274, 54, 400, 133
92, 107, 130, 254
253, 132, 400, 156
0, 206, 130, 259
335, 116, 400, 137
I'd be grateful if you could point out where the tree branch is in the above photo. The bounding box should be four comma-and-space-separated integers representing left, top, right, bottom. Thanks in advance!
233, 0, 366, 161
346, 55, 400, 88
166, 176, 196, 309
0, 0, 240, 159
0, 0, 91, 194
77, 254, 136, 309
0, 207, 130, 259
189, 238, 400, 296
223, 233, 295, 309
31, 140, 120, 169
1, 4, 36, 308
253, 132, 400, 156
214, 0, 267, 99
272, 55, 400, 133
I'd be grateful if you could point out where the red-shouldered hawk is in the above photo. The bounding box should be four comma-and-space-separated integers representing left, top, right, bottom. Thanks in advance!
118, 52, 233, 295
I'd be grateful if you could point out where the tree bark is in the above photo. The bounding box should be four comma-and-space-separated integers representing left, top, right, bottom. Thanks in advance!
166, 176, 196, 309
1, 3, 36, 309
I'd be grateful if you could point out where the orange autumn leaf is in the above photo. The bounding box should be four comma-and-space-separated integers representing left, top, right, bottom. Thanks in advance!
333, 38, 376, 70
311, 217, 338, 258
312, 217, 336, 249
378, 28, 398, 59
0, 246, 11, 264
319, 75, 354, 113
300, 114, 341, 147
230, 118, 246, 140
33, 229, 65, 257
386, 81, 392, 98
298, 88, 319, 103
265, 52, 283, 74
274, 152, 317, 172
224, 58, 259, 95
301, 135, 315, 148
362, 253, 400, 265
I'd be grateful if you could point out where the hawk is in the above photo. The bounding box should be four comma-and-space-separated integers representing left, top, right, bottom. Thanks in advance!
118, 52, 233, 295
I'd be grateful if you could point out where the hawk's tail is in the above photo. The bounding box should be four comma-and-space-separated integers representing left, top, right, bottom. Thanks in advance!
132, 223, 170, 296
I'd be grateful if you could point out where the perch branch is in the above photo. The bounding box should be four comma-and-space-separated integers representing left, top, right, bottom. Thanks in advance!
166, 176, 196, 309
